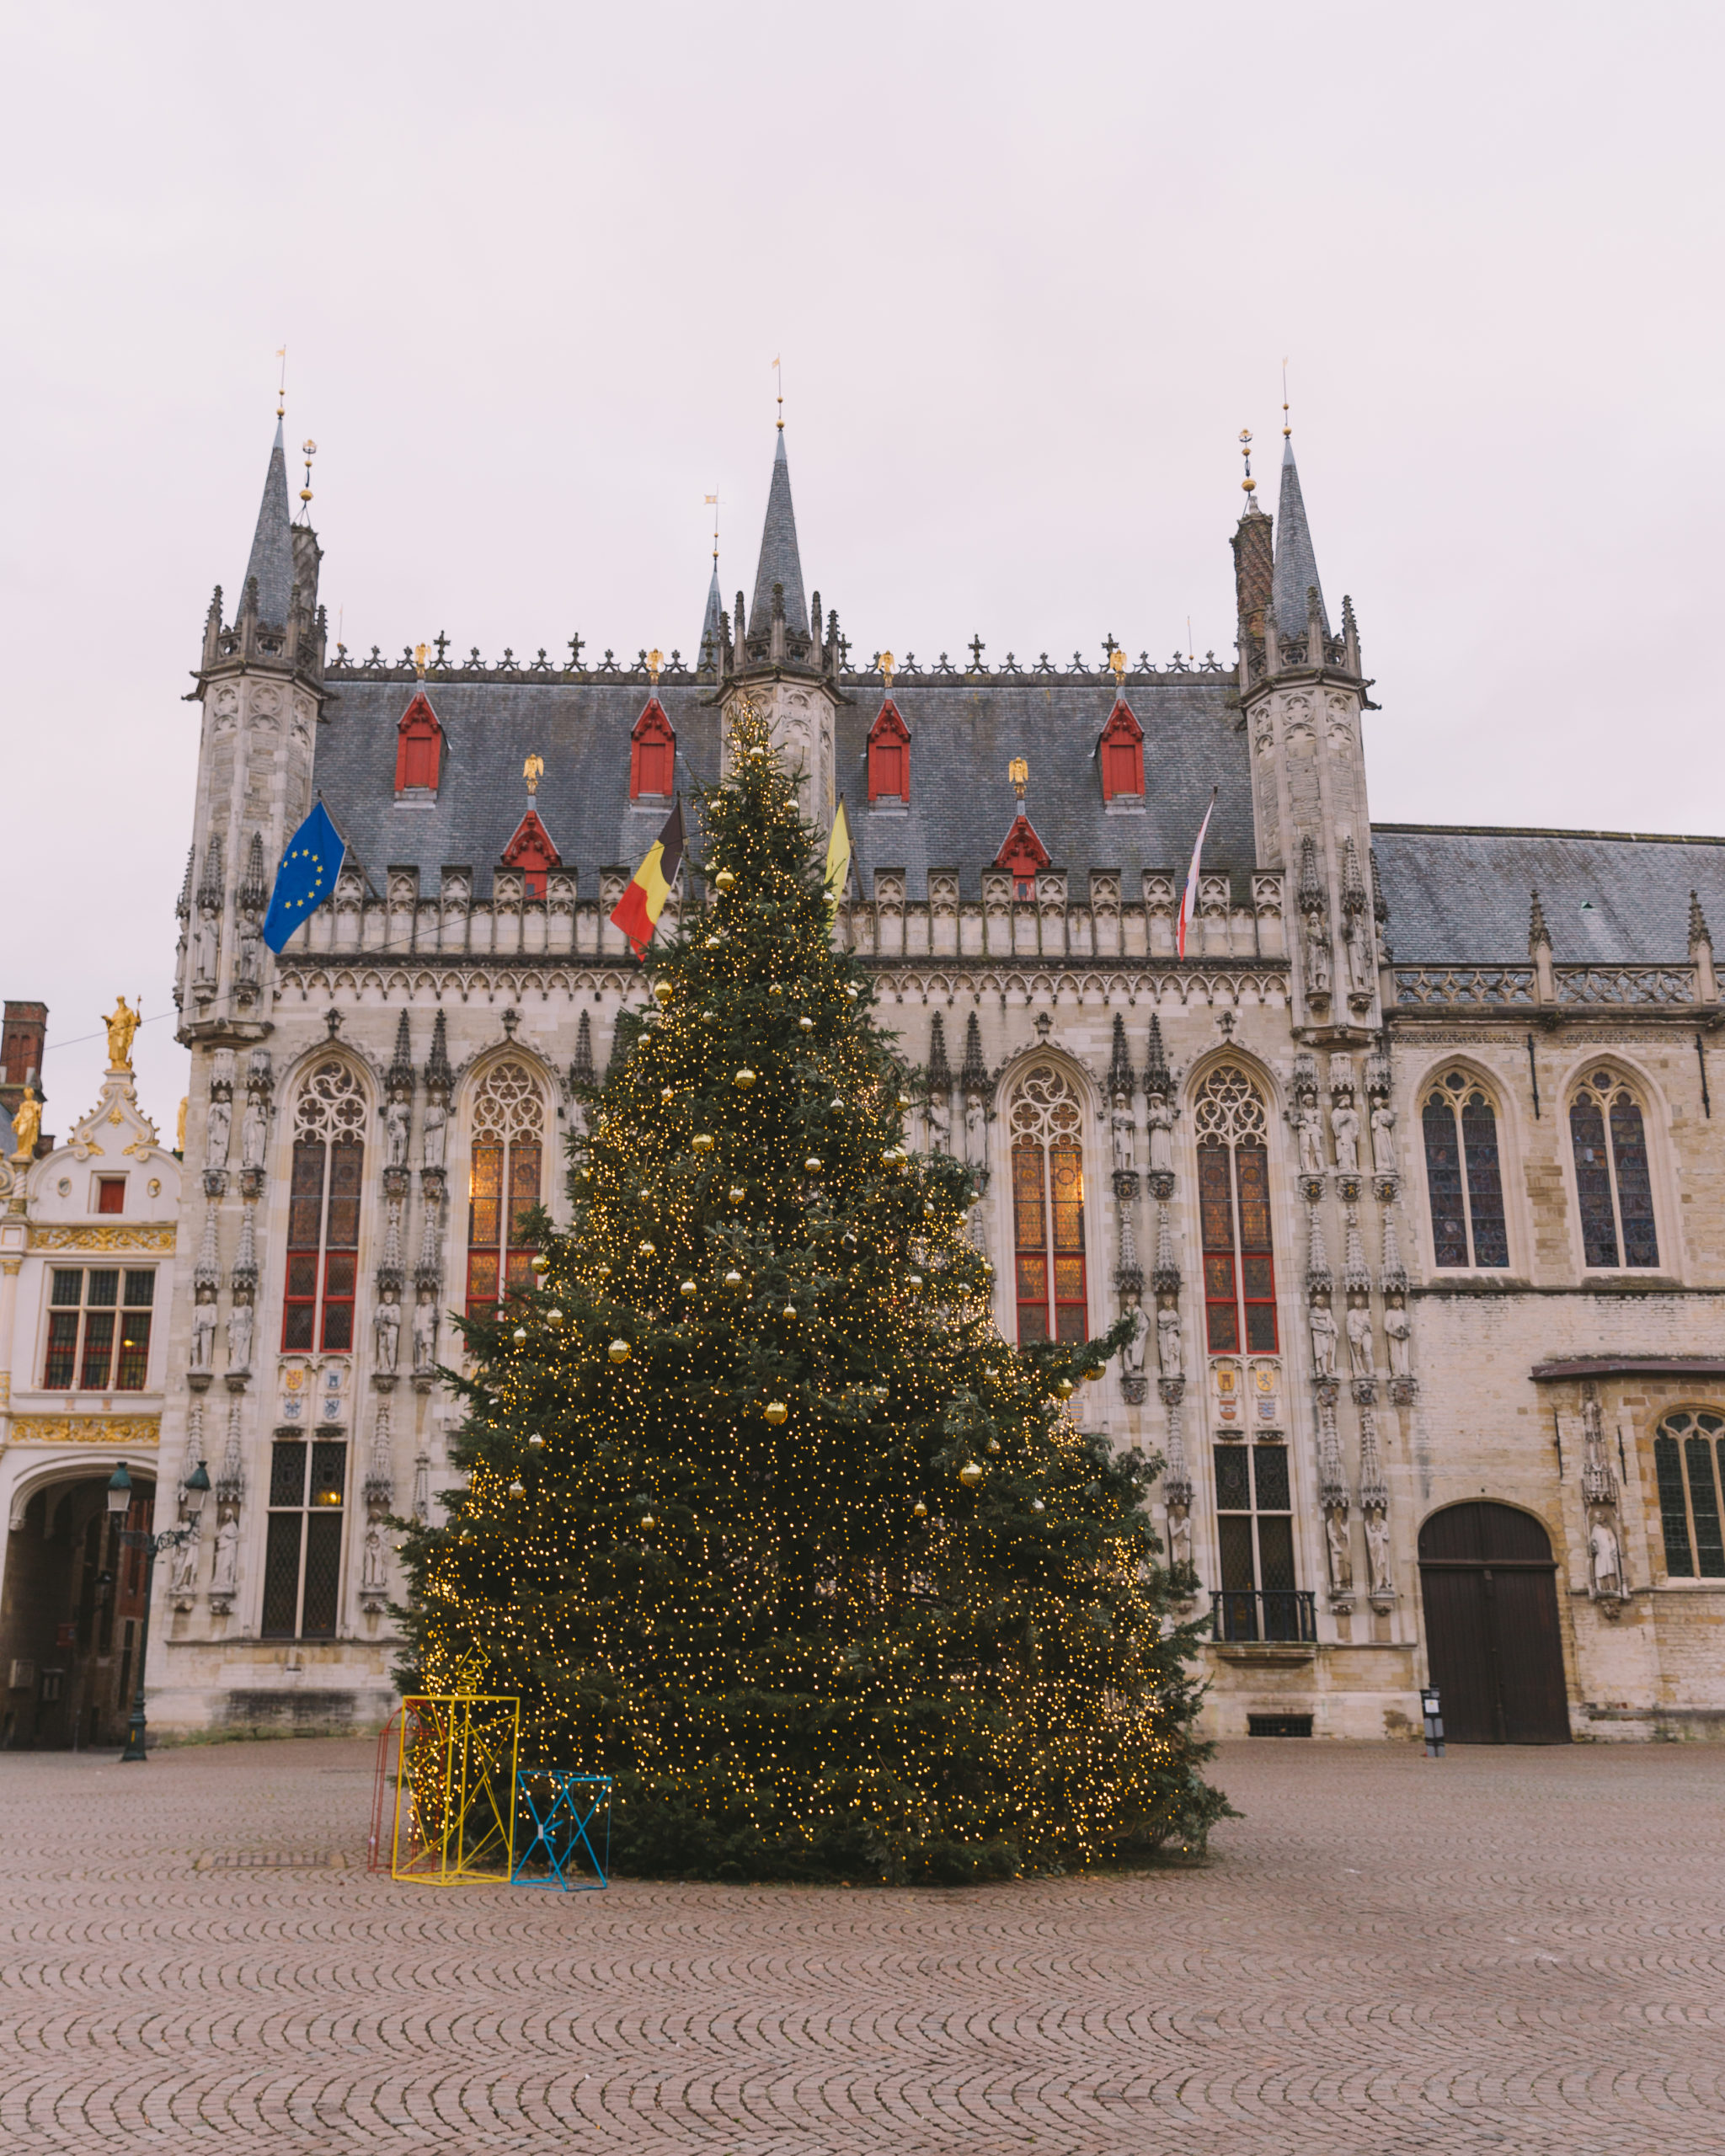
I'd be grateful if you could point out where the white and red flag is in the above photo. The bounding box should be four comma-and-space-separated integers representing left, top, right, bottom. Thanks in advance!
1177, 788, 1218, 960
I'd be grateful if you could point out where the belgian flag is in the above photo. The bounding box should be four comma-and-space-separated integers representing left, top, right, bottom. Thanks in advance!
610, 801, 685, 958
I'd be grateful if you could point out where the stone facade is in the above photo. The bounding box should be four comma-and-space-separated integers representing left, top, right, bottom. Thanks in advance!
139, 414, 1725, 1742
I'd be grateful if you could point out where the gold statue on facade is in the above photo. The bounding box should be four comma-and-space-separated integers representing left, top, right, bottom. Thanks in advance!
10, 1086, 41, 1162
103, 995, 141, 1073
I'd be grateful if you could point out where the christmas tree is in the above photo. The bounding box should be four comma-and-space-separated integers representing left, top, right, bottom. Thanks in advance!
398, 698, 1225, 1883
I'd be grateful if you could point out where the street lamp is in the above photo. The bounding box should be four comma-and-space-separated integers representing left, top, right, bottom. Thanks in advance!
108, 1461, 211, 1764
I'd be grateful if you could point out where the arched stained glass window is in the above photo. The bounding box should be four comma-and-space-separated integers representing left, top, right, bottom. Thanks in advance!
1653, 1410, 1725, 1578
1569, 1070, 1658, 1269
284, 1060, 367, 1352
1193, 1065, 1277, 1355
1421, 1070, 1509, 1268
467, 1060, 545, 1318
1008, 1064, 1087, 1344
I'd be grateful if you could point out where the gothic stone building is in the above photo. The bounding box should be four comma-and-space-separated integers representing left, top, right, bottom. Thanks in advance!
146, 415, 1725, 1745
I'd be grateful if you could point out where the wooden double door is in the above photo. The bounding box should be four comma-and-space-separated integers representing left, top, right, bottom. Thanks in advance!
1418, 1502, 1570, 1744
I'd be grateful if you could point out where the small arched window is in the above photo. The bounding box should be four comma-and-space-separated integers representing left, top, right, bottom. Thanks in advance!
1653, 1410, 1725, 1578
1193, 1065, 1277, 1355
467, 1060, 545, 1317
1569, 1070, 1658, 1268
867, 700, 911, 803
1421, 1070, 1509, 1268
1008, 1064, 1087, 1344
1097, 699, 1144, 801
630, 698, 676, 800
394, 690, 443, 794
284, 1060, 367, 1351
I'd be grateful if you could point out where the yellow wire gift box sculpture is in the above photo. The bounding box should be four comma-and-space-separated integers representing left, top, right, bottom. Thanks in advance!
379, 1693, 522, 1885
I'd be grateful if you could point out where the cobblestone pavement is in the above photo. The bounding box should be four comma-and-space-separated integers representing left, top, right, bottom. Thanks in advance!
0, 1737, 1719, 2155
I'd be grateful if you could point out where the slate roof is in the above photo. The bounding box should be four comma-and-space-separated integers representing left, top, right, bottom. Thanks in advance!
311, 670, 1252, 906
1374, 825, 1725, 963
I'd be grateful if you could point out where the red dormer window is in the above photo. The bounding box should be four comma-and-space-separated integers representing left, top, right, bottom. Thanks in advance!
867, 699, 911, 803
1098, 698, 1144, 801
394, 690, 444, 794
996, 814, 1051, 901
501, 809, 561, 901
631, 698, 676, 800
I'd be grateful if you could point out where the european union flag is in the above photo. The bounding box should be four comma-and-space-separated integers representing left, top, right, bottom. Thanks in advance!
263, 802, 346, 953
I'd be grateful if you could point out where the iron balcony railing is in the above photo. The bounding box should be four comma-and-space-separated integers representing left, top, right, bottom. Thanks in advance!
1210, 1588, 1318, 1644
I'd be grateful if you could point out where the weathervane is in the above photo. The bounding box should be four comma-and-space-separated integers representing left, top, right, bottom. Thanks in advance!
704, 493, 719, 563
299, 439, 317, 520
773, 355, 783, 431
1282, 356, 1292, 437
275, 344, 286, 419
1240, 427, 1256, 496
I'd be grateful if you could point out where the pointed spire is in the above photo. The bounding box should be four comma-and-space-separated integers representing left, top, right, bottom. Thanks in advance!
1357, 1402, 1389, 1513
699, 562, 724, 669
1690, 889, 1713, 953
1142, 1014, 1171, 1097
238, 832, 267, 915
927, 1011, 952, 1091
425, 1008, 453, 1095
1151, 1201, 1181, 1294
1380, 1210, 1407, 1295
1528, 889, 1551, 956
1271, 432, 1329, 641
1108, 1012, 1135, 1098
387, 1010, 414, 1093
569, 1009, 595, 1091
1115, 1198, 1142, 1289
1306, 1198, 1332, 1295
241, 418, 296, 627
1343, 1207, 1371, 1294
959, 1011, 989, 1095
176, 844, 195, 924
1341, 835, 1368, 914
194, 1200, 221, 1288
747, 428, 807, 640
197, 834, 225, 910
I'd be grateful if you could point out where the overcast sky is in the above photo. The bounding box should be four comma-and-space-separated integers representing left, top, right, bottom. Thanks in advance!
3, 0, 1721, 1133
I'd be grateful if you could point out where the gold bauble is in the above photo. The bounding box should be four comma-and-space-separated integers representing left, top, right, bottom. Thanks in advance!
907, 1273, 924, 1288
846, 986, 859, 1001
638, 1240, 656, 1257
764, 1400, 789, 1426
958, 1460, 985, 1488
547, 1307, 564, 1326
512, 1326, 528, 1344
897, 1093, 911, 1110
1084, 1366, 1103, 1383
531, 1252, 550, 1274
734, 1067, 757, 1091
660, 1085, 674, 1104
641, 1513, 657, 1529
526, 1433, 545, 1449
983, 1365, 998, 1380
728, 1184, 746, 1204
596, 1262, 612, 1279
702, 1008, 718, 1022
608, 1338, 633, 1364
508, 1480, 526, 1499
912, 1500, 928, 1520
1031, 1498, 1046, 1513
715, 867, 737, 893
804, 1155, 823, 1173
985, 1437, 1001, 1455
1055, 1377, 1074, 1399
680, 1278, 698, 1299
798, 1016, 814, 1033
768, 982, 783, 997
782, 1302, 798, 1320
724, 1267, 745, 1288
704, 935, 724, 951
873, 1385, 889, 1402
653, 979, 674, 1007
692, 1132, 714, 1153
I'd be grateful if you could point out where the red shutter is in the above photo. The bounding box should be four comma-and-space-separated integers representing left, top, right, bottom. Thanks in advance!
631, 701, 676, 800
1098, 700, 1144, 801
394, 692, 444, 793
867, 701, 911, 803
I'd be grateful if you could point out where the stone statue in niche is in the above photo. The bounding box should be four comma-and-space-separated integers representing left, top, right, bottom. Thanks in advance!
1120, 1292, 1146, 1376
1383, 1302, 1412, 1379
226, 1296, 254, 1372
190, 1285, 218, 1370
964, 1092, 986, 1167
1589, 1516, 1623, 1598
421, 1094, 448, 1171
385, 1089, 411, 1170
211, 1513, 241, 1597
1111, 1093, 1135, 1174
362, 1520, 388, 1593
240, 1096, 267, 1172
927, 1090, 951, 1155
204, 1097, 231, 1170
1345, 912, 1374, 993
169, 1524, 200, 1595
1146, 1096, 1175, 1176
1370, 1101, 1397, 1177
236, 915, 261, 986
1309, 1302, 1338, 1380
1166, 1507, 1192, 1569
412, 1286, 439, 1374
1331, 1100, 1361, 1174
1325, 1511, 1354, 1594
1365, 1510, 1392, 1597
1346, 1305, 1376, 1379
1306, 925, 1332, 997
195, 906, 219, 982
1296, 1102, 1325, 1175
1156, 1303, 1183, 1378
374, 1288, 402, 1372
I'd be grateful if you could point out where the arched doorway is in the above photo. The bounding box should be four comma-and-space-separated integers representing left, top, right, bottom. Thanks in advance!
0, 1471, 155, 1750
1418, 1502, 1569, 1743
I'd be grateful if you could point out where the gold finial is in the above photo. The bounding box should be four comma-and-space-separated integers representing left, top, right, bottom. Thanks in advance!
704, 493, 719, 563
1008, 756, 1028, 802
523, 753, 544, 797
1282, 356, 1291, 437
299, 438, 317, 511
1240, 426, 1256, 494
647, 648, 663, 686
880, 650, 895, 691
1108, 648, 1127, 687
275, 345, 286, 419
413, 643, 428, 680
103, 995, 141, 1075
772, 355, 783, 430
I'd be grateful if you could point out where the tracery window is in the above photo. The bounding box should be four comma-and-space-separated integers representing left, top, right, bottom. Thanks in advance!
1008, 1064, 1087, 1344
283, 1061, 366, 1352
1569, 1070, 1658, 1269
1194, 1065, 1277, 1355
1653, 1410, 1725, 1579
1421, 1070, 1509, 1268
467, 1060, 545, 1318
